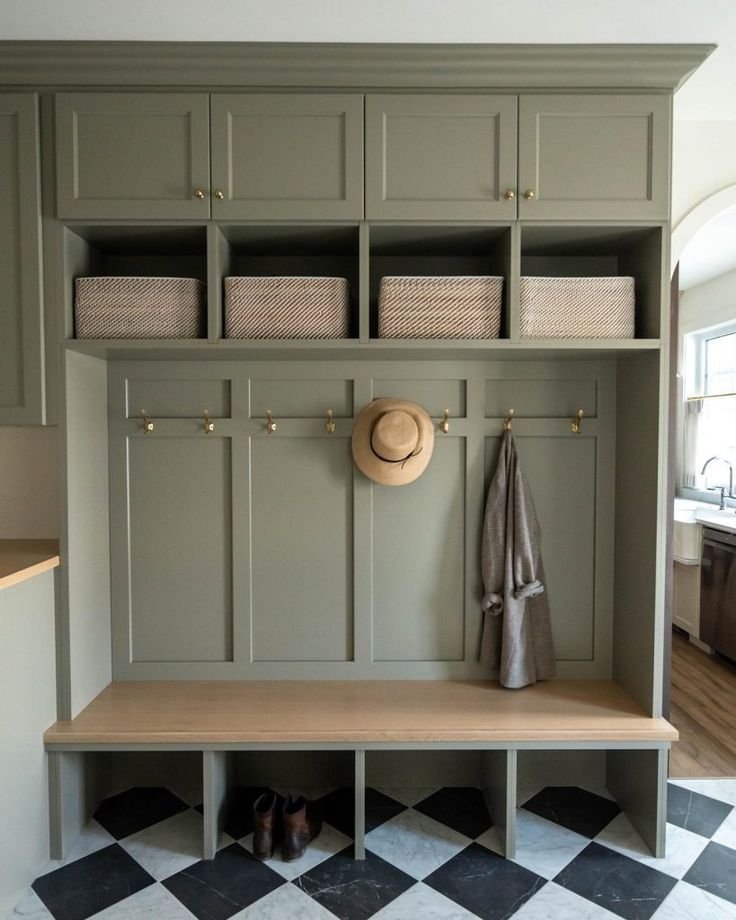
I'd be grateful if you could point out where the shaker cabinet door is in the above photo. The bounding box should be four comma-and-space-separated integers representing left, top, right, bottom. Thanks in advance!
210, 93, 364, 219
365, 94, 518, 220
55, 93, 211, 219
0, 94, 44, 425
518, 94, 669, 220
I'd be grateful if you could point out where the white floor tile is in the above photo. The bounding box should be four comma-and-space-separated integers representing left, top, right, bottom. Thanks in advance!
372, 881, 477, 919
655, 879, 736, 919
87, 883, 196, 919
595, 814, 709, 879
119, 810, 230, 881
513, 881, 619, 919
240, 821, 351, 882
714, 808, 736, 849
366, 809, 469, 880
4, 889, 53, 919
232, 882, 335, 919
481, 810, 588, 880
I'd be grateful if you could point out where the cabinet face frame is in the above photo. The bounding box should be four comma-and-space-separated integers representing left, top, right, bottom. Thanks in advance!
55, 93, 212, 220
518, 94, 670, 221
0, 93, 44, 424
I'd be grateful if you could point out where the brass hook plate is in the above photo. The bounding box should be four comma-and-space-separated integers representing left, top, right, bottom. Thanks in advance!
140, 410, 154, 434
572, 408, 584, 433
440, 409, 450, 433
326, 409, 336, 434
504, 409, 514, 431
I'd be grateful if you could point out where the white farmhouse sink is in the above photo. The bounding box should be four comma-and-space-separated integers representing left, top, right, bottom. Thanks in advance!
674, 498, 702, 564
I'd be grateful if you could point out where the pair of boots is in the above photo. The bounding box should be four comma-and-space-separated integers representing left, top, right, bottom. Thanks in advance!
253, 791, 322, 861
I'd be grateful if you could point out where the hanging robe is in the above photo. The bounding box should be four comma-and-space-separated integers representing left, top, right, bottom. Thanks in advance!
480, 429, 555, 688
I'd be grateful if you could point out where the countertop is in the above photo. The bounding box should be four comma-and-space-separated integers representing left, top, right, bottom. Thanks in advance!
0, 540, 60, 590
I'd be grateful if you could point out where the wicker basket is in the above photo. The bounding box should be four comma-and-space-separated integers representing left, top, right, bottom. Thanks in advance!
378, 276, 503, 339
74, 276, 205, 339
519, 276, 635, 339
224, 276, 349, 339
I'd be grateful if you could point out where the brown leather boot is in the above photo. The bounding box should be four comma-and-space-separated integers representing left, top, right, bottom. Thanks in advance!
252, 791, 280, 860
282, 795, 322, 861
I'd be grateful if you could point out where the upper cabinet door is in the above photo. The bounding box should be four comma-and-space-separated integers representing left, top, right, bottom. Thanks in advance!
518, 95, 670, 220
56, 93, 211, 219
365, 94, 518, 220
0, 94, 44, 425
210, 94, 364, 220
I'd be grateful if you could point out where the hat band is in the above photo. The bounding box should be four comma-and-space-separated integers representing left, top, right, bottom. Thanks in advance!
370, 443, 423, 470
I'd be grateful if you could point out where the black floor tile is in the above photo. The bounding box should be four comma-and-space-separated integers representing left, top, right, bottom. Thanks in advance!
163, 842, 284, 920
683, 840, 736, 905
319, 786, 406, 836
668, 783, 733, 838
32, 843, 154, 920
425, 842, 545, 920
522, 786, 620, 838
295, 846, 415, 920
93, 786, 189, 839
554, 841, 677, 920
414, 786, 492, 839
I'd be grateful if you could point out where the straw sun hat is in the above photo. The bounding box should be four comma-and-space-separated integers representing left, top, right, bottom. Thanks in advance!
352, 398, 435, 486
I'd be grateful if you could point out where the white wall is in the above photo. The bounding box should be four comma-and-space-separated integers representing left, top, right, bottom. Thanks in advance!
672, 121, 736, 229
680, 266, 736, 336
0, 428, 59, 539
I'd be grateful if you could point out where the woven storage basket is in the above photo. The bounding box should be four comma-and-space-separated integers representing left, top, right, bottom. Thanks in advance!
74, 276, 205, 339
378, 276, 503, 339
224, 276, 349, 339
519, 276, 635, 339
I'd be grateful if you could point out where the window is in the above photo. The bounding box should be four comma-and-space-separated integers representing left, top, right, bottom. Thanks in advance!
684, 322, 736, 493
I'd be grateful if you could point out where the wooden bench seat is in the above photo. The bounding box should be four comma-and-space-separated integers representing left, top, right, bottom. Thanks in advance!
44, 679, 677, 862
44, 678, 677, 747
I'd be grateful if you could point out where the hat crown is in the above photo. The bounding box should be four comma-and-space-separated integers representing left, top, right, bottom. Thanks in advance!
371, 409, 418, 462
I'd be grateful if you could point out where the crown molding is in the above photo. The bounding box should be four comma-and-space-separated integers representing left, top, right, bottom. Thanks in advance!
0, 42, 715, 91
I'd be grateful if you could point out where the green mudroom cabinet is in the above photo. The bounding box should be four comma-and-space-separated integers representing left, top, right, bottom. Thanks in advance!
0, 40, 712, 864
0, 93, 45, 424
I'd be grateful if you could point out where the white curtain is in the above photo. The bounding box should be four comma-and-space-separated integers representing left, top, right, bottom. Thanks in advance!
683, 398, 704, 488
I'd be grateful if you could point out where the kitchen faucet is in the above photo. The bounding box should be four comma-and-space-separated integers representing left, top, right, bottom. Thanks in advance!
701, 456, 734, 510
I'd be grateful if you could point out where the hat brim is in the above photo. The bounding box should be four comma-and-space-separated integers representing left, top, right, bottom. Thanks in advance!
352, 398, 435, 486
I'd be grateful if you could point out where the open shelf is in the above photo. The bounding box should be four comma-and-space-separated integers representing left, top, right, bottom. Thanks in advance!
369, 223, 512, 340
63, 224, 209, 341
214, 223, 360, 340
519, 223, 665, 340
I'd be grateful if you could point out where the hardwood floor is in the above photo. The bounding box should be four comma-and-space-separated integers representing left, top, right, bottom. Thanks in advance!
670, 631, 736, 777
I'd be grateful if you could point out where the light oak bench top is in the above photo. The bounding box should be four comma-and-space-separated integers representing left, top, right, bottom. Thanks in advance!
44, 679, 678, 746
0, 539, 60, 590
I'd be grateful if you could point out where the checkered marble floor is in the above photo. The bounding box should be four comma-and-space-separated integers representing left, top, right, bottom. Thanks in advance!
8, 779, 736, 920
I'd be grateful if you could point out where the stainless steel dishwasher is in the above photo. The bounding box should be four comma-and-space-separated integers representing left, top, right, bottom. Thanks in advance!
700, 526, 736, 660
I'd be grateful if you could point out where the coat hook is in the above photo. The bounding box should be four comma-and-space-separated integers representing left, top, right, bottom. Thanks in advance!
203, 410, 214, 434
266, 410, 277, 434
440, 409, 450, 433
504, 409, 514, 431
326, 409, 336, 434
140, 410, 154, 434
571, 408, 584, 434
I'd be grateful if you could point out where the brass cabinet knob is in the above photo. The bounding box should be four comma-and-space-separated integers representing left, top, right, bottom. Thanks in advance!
193, 189, 207, 200
213, 189, 225, 200
504, 189, 516, 200
523, 189, 536, 200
